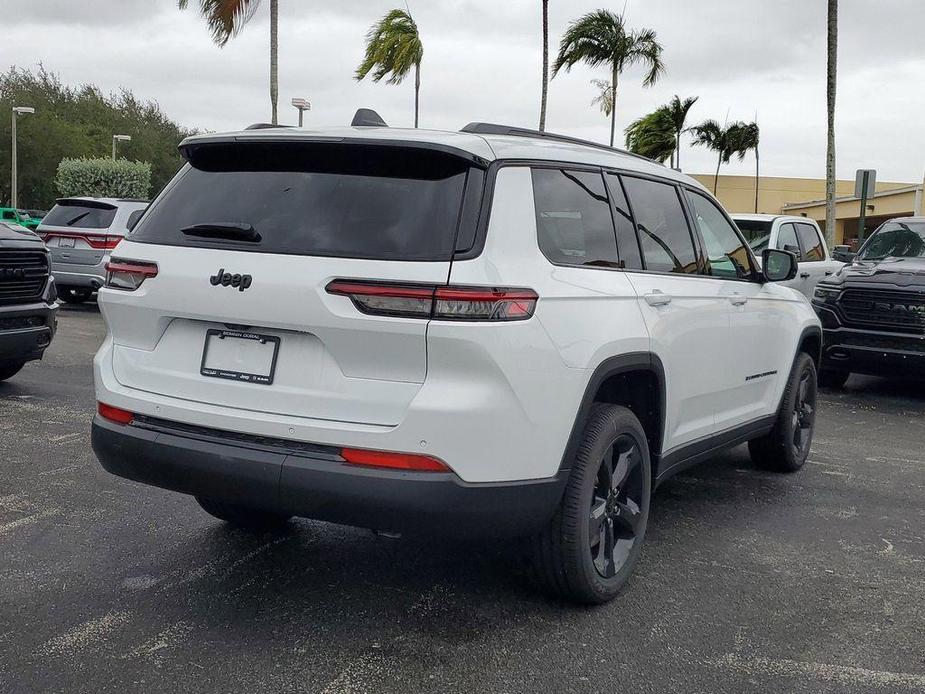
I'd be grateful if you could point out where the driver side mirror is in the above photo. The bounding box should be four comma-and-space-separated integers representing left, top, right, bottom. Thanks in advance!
762, 248, 798, 282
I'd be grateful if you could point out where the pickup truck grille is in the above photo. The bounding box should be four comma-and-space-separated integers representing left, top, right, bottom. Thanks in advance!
0, 251, 49, 303
838, 288, 925, 333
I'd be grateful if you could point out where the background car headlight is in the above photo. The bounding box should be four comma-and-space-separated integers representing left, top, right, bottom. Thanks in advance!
813, 286, 841, 303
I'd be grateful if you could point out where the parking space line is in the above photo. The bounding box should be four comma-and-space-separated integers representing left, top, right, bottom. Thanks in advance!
710, 653, 925, 689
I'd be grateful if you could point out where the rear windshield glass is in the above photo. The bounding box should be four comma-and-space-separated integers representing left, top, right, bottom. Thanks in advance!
129, 143, 473, 261
42, 203, 116, 230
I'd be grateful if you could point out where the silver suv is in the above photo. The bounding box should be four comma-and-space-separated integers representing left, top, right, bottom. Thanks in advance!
37, 197, 148, 304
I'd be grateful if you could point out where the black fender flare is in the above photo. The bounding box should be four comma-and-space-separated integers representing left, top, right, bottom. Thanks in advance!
557, 352, 666, 475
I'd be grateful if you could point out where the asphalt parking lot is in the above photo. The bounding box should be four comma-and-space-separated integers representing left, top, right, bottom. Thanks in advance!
2, 305, 924, 694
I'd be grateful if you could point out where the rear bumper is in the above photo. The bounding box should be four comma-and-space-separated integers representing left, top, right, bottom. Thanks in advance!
0, 301, 57, 364
91, 416, 568, 537
52, 258, 107, 289
821, 326, 925, 376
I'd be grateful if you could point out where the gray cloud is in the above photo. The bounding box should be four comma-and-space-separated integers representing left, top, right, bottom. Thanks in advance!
1, 0, 923, 182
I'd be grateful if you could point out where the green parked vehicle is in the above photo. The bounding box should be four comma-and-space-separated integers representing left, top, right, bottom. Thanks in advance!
0, 208, 41, 231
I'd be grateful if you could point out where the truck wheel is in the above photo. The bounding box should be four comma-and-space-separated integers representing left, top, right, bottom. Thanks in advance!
196, 497, 291, 530
818, 369, 850, 389
0, 362, 25, 382
749, 352, 817, 473
531, 404, 651, 604
60, 288, 92, 304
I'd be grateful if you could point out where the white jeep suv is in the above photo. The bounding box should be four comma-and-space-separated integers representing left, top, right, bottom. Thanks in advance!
92, 118, 821, 604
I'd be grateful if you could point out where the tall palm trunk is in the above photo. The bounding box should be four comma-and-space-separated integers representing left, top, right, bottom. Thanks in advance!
539, 0, 549, 131
714, 153, 722, 195
754, 146, 760, 212
414, 62, 421, 128
269, 0, 279, 124
825, 0, 837, 245
609, 68, 618, 147
675, 128, 682, 170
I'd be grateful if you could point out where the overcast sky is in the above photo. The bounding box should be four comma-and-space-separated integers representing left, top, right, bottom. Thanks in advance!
4, 0, 924, 182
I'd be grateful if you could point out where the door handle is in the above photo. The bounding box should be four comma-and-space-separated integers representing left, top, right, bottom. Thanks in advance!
644, 290, 672, 307
729, 292, 748, 306
800, 272, 811, 279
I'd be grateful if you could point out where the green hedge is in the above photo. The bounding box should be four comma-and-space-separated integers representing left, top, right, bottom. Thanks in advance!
55, 157, 151, 199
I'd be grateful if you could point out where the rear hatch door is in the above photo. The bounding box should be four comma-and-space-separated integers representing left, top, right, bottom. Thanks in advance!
40, 199, 120, 266
103, 140, 484, 426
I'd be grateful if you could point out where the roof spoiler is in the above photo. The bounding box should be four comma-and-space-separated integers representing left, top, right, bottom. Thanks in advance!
54, 198, 118, 210
351, 108, 388, 127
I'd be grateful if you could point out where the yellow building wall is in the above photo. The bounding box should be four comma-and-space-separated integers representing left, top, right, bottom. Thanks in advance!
690, 174, 910, 216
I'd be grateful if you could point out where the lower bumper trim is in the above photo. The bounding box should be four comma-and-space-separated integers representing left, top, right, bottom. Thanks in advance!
91, 416, 568, 538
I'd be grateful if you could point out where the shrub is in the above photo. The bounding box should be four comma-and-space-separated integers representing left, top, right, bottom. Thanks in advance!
55, 157, 151, 199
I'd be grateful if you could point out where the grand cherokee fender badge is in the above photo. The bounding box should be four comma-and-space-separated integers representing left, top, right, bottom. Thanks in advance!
210, 268, 253, 292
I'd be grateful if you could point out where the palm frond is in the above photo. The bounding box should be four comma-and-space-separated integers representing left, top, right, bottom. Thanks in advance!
179, 0, 260, 47
590, 79, 613, 116
355, 9, 423, 84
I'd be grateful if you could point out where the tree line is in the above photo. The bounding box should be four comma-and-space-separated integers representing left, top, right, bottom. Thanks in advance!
0, 67, 192, 209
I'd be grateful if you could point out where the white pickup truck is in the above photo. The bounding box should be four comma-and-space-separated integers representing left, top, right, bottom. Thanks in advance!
731, 214, 844, 299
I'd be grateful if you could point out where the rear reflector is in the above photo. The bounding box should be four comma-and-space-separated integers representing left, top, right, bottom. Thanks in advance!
97, 402, 134, 425
341, 447, 450, 472
105, 259, 158, 291
326, 280, 537, 321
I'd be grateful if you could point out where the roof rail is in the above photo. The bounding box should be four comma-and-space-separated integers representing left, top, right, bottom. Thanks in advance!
244, 123, 293, 130
459, 122, 655, 163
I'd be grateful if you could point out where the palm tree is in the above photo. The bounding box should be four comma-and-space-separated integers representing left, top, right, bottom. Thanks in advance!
691, 119, 747, 195
735, 122, 761, 212
825, 0, 838, 245
539, 0, 549, 131
665, 95, 698, 170
179, 0, 279, 125
356, 9, 424, 128
552, 9, 665, 147
624, 108, 675, 163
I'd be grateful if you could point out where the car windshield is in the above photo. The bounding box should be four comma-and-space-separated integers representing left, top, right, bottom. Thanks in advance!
733, 219, 773, 252
857, 222, 925, 260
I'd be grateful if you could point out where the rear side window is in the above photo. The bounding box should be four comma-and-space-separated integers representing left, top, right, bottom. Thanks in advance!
532, 168, 619, 268
42, 203, 116, 230
796, 223, 825, 261
621, 176, 699, 274
125, 209, 145, 232
605, 173, 643, 270
130, 143, 473, 261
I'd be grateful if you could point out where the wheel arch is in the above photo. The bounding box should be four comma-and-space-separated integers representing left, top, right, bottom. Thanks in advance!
798, 325, 822, 368
558, 352, 666, 479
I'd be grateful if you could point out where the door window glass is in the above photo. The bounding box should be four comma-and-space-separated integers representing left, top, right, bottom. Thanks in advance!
532, 168, 619, 268
622, 176, 699, 274
684, 190, 754, 280
776, 223, 802, 259
796, 223, 825, 261
604, 173, 643, 270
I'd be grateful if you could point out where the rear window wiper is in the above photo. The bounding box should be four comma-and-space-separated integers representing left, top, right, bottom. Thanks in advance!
180, 222, 261, 243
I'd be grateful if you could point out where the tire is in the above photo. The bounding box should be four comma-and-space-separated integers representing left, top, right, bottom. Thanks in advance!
531, 404, 652, 605
818, 369, 850, 389
195, 497, 291, 530
748, 352, 817, 473
60, 288, 92, 304
0, 362, 25, 382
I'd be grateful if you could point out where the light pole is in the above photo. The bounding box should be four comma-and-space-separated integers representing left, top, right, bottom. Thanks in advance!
112, 134, 132, 160
11, 106, 35, 210
291, 98, 311, 127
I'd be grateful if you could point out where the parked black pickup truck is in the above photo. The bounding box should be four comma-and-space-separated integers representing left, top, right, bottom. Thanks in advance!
0, 221, 58, 382
812, 217, 925, 387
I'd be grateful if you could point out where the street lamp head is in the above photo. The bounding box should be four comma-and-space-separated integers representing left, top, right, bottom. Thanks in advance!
113, 134, 132, 142
13, 106, 35, 115
290, 98, 311, 110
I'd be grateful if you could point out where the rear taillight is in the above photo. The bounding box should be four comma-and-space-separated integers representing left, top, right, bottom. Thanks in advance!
97, 402, 134, 425
87, 235, 123, 250
341, 447, 450, 472
326, 280, 537, 321
105, 259, 158, 291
